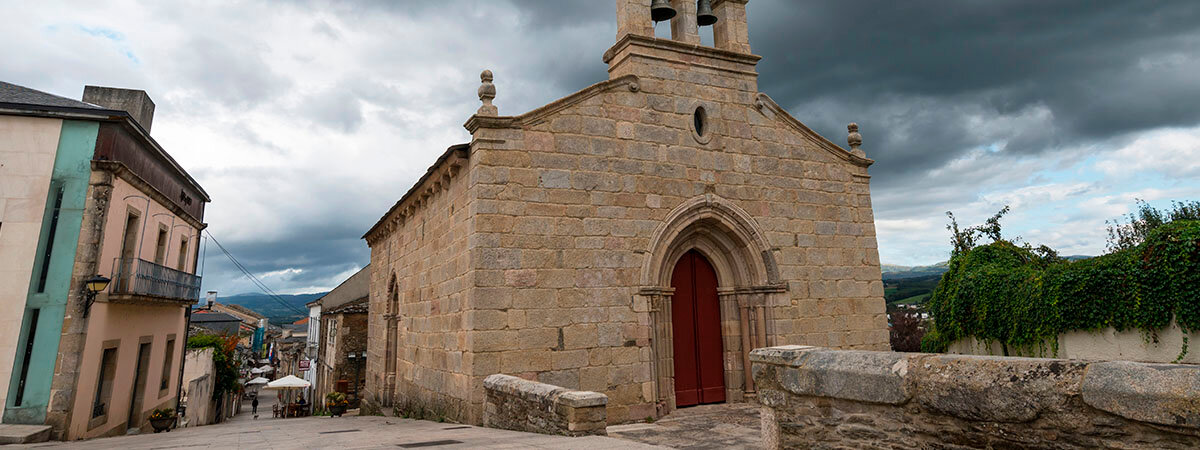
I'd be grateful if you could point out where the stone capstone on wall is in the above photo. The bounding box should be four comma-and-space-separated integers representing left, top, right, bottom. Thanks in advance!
751, 345, 1200, 449
483, 374, 607, 437
1081, 361, 1200, 428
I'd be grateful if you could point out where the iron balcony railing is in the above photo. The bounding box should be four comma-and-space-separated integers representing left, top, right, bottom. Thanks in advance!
111, 257, 201, 301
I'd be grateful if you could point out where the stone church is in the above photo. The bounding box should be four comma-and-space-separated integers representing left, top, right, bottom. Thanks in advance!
362, 0, 888, 425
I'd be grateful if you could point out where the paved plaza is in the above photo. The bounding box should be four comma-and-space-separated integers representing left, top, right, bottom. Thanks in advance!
14, 396, 667, 450
17, 416, 666, 449
608, 403, 762, 449
9, 396, 768, 449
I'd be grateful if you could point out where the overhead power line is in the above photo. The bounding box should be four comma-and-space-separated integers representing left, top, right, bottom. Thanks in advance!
204, 230, 307, 316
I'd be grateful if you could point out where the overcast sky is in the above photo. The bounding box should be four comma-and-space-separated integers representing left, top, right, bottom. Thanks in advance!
5, 1, 1199, 295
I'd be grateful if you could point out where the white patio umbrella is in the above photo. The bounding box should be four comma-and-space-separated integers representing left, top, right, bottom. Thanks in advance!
246, 377, 270, 385
250, 365, 274, 374
264, 375, 310, 389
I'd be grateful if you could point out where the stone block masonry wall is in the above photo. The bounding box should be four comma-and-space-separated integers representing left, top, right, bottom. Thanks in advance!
751, 346, 1200, 449
483, 374, 607, 436
365, 148, 475, 422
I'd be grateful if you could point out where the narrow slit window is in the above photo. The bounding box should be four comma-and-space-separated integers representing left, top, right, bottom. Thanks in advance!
14, 308, 40, 406
36, 186, 65, 293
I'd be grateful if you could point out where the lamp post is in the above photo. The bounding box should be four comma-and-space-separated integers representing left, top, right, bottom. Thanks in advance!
82, 275, 111, 318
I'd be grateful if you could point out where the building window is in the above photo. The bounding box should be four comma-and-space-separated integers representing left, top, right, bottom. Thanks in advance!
177, 237, 189, 271
154, 226, 168, 265
689, 104, 713, 144
328, 319, 338, 349
92, 346, 119, 419
13, 308, 40, 406
120, 211, 140, 260
160, 338, 175, 392
36, 185, 65, 293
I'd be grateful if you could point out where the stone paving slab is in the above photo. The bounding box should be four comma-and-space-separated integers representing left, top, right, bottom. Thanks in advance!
14, 414, 666, 450
608, 403, 763, 449
0, 424, 52, 444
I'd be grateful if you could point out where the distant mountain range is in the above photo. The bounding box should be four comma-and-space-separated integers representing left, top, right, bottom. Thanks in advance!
881, 262, 949, 280
881, 255, 1092, 306
213, 255, 1094, 321
217, 292, 328, 325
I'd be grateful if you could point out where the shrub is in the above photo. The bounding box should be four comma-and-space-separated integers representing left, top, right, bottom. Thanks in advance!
923, 203, 1200, 361
325, 391, 349, 408
888, 305, 926, 352
148, 408, 175, 420
187, 333, 241, 397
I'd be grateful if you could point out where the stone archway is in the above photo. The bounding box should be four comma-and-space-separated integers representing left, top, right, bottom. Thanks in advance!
639, 194, 786, 414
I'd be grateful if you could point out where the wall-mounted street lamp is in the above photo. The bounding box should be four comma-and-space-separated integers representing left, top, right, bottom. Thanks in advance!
82, 275, 111, 318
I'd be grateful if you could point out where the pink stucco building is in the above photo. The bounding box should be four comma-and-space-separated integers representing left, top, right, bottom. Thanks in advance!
0, 82, 209, 440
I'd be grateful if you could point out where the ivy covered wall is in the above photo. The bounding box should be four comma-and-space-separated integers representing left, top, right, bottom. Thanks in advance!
922, 204, 1199, 361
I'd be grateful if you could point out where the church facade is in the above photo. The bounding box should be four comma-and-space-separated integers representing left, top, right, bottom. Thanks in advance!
362, 0, 888, 425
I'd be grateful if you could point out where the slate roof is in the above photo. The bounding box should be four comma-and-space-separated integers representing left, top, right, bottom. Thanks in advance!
0, 81, 99, 109
326, 296, 368, 315
190, 311, 242, 323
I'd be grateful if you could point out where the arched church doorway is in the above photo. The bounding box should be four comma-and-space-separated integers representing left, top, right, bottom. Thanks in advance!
670, 250, 726, 407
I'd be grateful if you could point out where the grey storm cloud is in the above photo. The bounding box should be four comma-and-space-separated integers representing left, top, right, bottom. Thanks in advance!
8, 1, 1195, 294
202, 1, 1200, 293
746, 1, 1200, 187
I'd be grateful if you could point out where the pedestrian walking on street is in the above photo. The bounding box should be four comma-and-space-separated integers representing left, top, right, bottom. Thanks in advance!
252, 397, 259, 418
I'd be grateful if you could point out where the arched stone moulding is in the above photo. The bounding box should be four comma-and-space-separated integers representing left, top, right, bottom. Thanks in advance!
637, 193, 787, 416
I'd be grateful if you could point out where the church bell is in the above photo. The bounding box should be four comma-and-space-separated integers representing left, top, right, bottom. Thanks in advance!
696, 0, 717, 26
650, 0, 677, 22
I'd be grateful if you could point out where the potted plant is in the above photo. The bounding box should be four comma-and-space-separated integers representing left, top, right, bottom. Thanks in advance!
325, 392, 349, 417
148, 408, 176, 432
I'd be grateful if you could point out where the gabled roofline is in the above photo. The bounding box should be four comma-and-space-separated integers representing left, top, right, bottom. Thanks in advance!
308, 264, 370, 308
362, 144, 470, 242
464, 74, 641, 133
752, 93, 874, 167
0, 102, 212, 201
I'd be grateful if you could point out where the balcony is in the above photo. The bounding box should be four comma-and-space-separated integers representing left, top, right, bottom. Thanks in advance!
111, 258, 201, 302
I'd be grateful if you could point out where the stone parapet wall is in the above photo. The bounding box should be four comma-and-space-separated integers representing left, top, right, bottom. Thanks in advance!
948, 320, 1200, 364
483, 374, 607, 436
751, 345, 1200, 449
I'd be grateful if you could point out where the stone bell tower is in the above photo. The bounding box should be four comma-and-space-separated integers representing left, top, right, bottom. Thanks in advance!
607, 0, 757, 88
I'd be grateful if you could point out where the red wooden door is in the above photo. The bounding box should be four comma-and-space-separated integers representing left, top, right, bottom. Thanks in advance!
671, 250, 726, 407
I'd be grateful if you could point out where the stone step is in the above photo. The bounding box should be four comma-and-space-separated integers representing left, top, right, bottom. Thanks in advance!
0, 424, 52, 445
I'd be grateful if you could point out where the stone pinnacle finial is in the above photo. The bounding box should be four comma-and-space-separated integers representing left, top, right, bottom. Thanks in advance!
847, 123, 865, 158
477, 69, 497, 116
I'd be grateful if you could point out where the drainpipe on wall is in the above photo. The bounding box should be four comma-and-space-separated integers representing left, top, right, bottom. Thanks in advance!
175, 305, 192, 420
